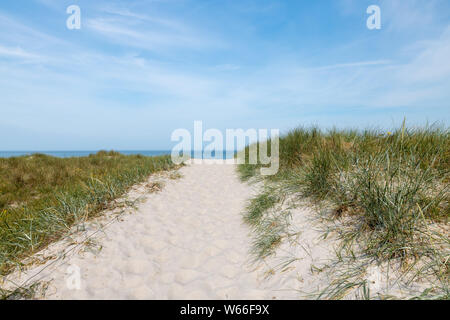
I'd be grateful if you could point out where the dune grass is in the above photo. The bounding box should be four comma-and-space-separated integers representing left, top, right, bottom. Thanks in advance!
238, 122, 449, 298
0, 151, 177, 276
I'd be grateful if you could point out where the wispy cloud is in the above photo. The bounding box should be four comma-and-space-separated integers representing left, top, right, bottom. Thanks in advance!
0, 45, 41, 60
0, 11, 67, 48
379, 0, 439, 32
0, 0, 448, 150
313, 60, 392, 70
100, 7, 185, 30
86, 7, 223, 51
397, 26, 450, 83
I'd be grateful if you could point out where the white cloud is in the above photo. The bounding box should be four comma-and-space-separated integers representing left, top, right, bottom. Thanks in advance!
100, 7, 185, 31
397, 26, 450, 83
211, 64, 241, 71
0, 45, 41, 60
0, 1, 448, 150
85, 8, 223, 51
313, 60, 392, 71
379, 0, 438, 32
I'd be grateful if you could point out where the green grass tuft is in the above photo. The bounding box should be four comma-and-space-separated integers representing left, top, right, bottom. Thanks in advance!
244, 189, 280, 226
238, 123, 449, 298
0, 151, 177, 276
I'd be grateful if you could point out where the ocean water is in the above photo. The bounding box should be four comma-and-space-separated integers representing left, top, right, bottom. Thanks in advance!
0, 150, 236, 159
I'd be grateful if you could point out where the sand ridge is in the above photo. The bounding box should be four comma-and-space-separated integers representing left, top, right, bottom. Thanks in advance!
2, 160, 310, 299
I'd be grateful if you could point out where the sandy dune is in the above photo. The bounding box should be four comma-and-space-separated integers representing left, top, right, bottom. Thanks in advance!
1, 160, 432, 300
3, 160, 318, 299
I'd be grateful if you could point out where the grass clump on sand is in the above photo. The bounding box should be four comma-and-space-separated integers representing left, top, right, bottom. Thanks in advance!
0, 151, 177, 275
238, 122, 449, 298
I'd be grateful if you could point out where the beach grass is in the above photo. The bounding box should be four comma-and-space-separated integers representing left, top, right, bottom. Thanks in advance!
0, 151, 177, 276
238, 122, 449, 297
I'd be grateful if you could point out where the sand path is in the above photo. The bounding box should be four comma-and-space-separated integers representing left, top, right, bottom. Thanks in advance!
3, 160, 302, 299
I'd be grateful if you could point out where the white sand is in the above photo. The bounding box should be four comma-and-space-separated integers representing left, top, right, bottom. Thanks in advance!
6, 159, 425, 300
4, 159, 332, 299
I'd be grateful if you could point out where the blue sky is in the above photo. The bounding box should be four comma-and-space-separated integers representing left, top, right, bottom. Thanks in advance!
0, 0, 449, 150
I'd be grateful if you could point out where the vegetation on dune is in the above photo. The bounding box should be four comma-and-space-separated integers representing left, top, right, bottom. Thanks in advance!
0, 151, 176, 276
238, 122, 449, 298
